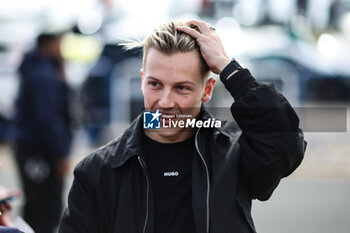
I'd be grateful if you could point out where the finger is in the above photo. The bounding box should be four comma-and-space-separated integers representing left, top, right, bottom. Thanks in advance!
176, 25, 202, 39
186, 19, 212, 34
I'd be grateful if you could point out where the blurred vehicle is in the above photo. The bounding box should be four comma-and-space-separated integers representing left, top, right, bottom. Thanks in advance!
248, 55, 350, 104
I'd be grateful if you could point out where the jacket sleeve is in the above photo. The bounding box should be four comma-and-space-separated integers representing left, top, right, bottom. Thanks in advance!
223, 69, 306, 201
59, 161, 100, 233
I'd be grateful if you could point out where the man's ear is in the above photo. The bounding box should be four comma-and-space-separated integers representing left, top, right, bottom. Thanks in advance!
201, 77, 216, 103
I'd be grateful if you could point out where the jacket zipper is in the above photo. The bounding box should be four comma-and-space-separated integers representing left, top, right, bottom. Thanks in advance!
195, 129, 210, 233
138, 156, 150, 233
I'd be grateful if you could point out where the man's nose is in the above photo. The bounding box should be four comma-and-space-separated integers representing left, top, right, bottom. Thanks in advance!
159, 88, 175, 109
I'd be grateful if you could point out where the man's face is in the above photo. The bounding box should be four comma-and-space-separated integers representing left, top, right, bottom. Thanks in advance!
141, 48, 215, 143
46, 37, 62, 62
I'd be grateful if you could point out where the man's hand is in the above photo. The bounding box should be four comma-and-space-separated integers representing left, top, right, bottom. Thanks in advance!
176, 19, 231, 74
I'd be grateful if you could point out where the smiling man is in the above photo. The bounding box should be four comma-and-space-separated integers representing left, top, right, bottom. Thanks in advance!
59, 20, 306, 233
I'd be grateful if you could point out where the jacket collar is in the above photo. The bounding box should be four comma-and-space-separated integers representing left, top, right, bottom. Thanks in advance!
110, 106, 232, 168
110, 113, 144, 168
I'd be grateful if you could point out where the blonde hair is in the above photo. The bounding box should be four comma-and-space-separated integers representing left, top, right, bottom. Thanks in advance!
123, 21, 210, 78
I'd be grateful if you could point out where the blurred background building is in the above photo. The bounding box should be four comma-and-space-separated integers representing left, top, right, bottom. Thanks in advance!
0, 0, 349, 232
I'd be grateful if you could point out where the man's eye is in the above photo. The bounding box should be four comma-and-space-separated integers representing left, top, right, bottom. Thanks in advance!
177, 85, 189, 91
149, 81, 159, 87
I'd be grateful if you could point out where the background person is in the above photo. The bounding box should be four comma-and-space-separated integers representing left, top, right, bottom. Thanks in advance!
13, 32, 72, 233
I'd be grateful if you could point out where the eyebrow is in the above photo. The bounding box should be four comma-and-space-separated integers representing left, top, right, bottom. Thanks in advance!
146, 76, 196, 86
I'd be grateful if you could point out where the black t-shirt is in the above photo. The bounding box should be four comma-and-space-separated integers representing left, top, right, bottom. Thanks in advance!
143, 133, 196, 233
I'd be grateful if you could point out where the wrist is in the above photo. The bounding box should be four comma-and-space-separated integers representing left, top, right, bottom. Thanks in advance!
217, 57, 232, 74
219, 59, 242, 85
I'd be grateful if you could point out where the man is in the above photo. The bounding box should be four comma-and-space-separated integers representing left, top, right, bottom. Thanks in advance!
14, 33, 72, 233
59, 20, 306, 233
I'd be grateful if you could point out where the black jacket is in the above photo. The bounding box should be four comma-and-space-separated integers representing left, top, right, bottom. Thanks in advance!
59, 69, 306, 233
